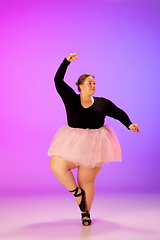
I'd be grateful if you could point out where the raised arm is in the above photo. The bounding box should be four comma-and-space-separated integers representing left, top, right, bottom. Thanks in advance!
54, 53, 78, 101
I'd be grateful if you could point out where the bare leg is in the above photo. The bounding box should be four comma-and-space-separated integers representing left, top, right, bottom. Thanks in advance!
77, 166, 101, 215
50, 156, 82, 206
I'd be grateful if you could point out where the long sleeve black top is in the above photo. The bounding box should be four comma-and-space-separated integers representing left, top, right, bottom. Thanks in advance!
54, 58, 132, 129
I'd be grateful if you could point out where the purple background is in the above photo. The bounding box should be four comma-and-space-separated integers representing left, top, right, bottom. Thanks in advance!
0, 0, 160, 195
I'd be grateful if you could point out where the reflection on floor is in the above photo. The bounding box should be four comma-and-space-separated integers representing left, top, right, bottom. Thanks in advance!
0, 193, 160, 240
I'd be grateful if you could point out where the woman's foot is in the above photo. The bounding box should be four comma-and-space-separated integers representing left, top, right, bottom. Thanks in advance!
70, 187, 85, 212
81, 210, 92, 226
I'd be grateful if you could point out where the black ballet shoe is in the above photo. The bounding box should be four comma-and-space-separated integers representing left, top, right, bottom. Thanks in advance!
69, 187, 85, 212
81, 210, 92, 226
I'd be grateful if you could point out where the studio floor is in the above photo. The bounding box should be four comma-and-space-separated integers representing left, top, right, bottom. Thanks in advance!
0, 193, 160, 240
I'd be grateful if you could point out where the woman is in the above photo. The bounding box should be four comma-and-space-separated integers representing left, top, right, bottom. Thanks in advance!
48, 53, 140, 226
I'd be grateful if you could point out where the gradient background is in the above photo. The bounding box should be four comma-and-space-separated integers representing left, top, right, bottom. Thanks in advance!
0, 0, 160, 195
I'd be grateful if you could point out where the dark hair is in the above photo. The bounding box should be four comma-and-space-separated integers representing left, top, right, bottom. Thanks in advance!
76, 74, 95, 91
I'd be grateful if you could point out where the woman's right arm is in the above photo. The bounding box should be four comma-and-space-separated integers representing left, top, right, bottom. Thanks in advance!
54, 53, 78, 101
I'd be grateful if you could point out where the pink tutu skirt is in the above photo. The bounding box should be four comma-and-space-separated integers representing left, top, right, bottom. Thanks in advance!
48, 125, 121, 168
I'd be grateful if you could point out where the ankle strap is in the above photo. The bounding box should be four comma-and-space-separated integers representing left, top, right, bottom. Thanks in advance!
69, 187, 78, 196
82, 210, 90, 219
69, 187, 82, 197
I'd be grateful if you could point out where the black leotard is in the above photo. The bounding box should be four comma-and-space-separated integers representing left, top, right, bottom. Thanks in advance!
54, 58, 132, 129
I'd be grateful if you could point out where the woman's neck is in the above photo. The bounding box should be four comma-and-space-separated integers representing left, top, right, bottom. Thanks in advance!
80, 93, 94, 108
80, 92, 92, 101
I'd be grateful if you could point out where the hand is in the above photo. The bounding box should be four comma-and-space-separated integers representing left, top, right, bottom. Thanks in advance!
66, 53, 78, 62
129, 124, 140, 133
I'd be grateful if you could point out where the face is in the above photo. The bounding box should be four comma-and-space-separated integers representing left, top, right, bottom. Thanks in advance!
80, 76, 96, 95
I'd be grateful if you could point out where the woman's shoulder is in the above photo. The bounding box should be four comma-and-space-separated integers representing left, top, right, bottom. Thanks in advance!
94, 96, 115, 108
94, 96, 110, 102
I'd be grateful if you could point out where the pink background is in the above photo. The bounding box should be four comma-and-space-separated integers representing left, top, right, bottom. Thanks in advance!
0, 0, 160, 195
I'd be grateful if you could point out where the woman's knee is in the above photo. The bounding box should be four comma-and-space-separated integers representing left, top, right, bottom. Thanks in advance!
50, 156, 62, 174
82, 176, 96, 184
77, 166, 101, 184
50, 156, 77, 174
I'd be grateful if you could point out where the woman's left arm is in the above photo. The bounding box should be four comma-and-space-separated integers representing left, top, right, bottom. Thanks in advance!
105, 99, 140, 132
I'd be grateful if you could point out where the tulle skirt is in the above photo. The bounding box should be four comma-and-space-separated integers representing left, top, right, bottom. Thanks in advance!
48, 125, 121, 168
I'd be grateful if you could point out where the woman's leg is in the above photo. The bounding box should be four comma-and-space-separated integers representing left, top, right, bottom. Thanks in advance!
50, 156, 82, 206
77, 166, 101, 213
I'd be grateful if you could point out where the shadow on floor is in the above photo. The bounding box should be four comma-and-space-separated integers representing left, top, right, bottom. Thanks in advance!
1, 218, 154, 240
